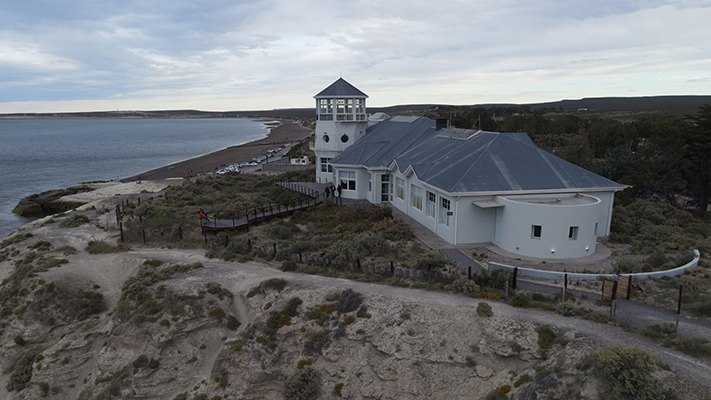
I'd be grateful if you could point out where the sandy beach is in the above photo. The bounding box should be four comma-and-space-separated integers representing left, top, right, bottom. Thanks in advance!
122, 119, 313, 181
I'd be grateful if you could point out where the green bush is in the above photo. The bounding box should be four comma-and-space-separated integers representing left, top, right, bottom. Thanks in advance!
450, 278, 480, 294
281, 260, 298, 271
336, 289, 362, 313
284, 367, 321, 400
556, 302, 579, 317
510, 293, 532, 307
5, 353, 34, 392
473, 269, 509, 290
477, 302, 494, 317
414, 254, 448, 271
593, 346, 675, 399
536, 326, 556, 351
58, 214, 90, 228
672, 337, 711, 358
133, 354, 149, 369
641, 323, 677, 340
248, 278, 287, 296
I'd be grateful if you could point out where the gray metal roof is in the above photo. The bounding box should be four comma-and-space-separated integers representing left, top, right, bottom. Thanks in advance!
314, 78, 368, 98
330, 116, 626, 194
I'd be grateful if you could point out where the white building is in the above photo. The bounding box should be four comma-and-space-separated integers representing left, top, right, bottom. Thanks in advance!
315, 79, 626, 259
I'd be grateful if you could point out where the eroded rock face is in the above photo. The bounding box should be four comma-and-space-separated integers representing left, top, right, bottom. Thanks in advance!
0, 270, 590, 400
0, 221, 674, 400
12, 188, 88, 217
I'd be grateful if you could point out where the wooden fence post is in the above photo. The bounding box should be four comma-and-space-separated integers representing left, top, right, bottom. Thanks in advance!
142, 229, 146, 244
120, 222, 124, 242
512, 267, 518, 290
273, 243, 277, 255
179, 226, 183, 240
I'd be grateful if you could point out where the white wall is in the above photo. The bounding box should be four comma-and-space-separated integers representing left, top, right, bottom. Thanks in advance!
581, 190, 616, 236
454, 197, 497, 244
495, 194, 603, 259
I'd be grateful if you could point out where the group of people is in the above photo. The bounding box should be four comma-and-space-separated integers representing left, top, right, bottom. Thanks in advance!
324, 182, 343, 198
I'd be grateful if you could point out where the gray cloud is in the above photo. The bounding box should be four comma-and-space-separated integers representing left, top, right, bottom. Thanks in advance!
0, 0, 710, 112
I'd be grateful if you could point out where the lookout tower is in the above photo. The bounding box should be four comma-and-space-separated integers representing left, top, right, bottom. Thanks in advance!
311, 78, 369, 183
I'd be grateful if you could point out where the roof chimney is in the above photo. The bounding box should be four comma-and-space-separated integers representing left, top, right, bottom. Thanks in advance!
436, 118, 448, 131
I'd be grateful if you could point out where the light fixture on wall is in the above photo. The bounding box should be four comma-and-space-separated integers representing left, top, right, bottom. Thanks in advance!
551, 249, 555, 253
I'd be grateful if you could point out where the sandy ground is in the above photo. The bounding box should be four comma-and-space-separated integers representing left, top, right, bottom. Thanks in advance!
122, 119, 313, 181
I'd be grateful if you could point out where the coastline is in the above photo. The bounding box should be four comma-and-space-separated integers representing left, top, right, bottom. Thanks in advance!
121, 119, 313, 181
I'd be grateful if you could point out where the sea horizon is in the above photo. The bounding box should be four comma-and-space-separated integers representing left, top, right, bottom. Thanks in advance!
0, 118, 272, 239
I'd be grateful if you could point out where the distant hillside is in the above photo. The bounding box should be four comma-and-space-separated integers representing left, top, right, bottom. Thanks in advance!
2, 95, 709, 120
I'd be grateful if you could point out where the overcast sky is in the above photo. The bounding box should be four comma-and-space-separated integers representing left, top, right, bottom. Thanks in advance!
1, 0, 710, 113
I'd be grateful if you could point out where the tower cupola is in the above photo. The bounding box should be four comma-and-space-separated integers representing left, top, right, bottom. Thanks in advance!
311, 78, 369, 183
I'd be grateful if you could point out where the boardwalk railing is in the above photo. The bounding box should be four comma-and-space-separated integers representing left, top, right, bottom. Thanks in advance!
200, 182, 324, 232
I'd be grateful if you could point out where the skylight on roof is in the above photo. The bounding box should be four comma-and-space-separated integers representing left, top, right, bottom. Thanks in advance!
390, 116, 420, 123
437, 128, 481, 140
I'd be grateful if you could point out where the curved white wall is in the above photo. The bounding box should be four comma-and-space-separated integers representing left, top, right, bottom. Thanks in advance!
495, 194, 603, 259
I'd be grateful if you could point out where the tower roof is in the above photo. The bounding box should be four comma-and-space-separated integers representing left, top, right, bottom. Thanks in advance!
314, 78, 368, 98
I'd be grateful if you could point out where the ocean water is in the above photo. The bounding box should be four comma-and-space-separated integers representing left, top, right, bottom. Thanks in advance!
0, 118, 270, 239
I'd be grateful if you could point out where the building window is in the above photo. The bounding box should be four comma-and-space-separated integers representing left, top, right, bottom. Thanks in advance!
426, 191, 436, 218
381, 174, 391, 202
320, 158, 332, 173
368, 173, 372, 192
323, 134, 329, 143
339, 170, 356, 190
341, 134, 349, 143
440, 198, 451, 227
411, 185, 423, 210
569, 226, 579, 240
336, 99, 345, 114
319, 99, 332, 114
532, 225, 542, 239
396, 178, 405, 200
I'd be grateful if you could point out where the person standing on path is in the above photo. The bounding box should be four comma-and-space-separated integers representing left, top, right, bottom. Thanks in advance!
337, 183, 343, 197
325, 184, 331, 198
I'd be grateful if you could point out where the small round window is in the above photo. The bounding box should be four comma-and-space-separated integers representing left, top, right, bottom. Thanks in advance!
341, 134, 349, 143
323, 135, 330, 143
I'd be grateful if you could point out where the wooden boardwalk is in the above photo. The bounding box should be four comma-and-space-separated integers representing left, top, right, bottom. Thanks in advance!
200, 182, 323, 232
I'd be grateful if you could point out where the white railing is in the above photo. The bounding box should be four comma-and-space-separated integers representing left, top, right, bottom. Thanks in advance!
489, 249, 700, 282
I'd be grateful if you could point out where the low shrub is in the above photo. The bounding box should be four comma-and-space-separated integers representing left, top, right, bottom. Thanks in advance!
641, 323, 677, 340
514, 374, 532, 387
284, 367, 321, 400
281, 260, 298, 271
536, 326, 556, 351
356, 305, 371, 318
5, 353, 34, 392
450, 278, 480, 294
336, 289, 362, 313
248, 278, 287, 296
557, 302, 579, 317
473, 269, 509, 290
414, 254, 448, 271
58, 214, 90, 228
592, 346, 674, 399
510, 293, 533, 307
477, 302, 494, 317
